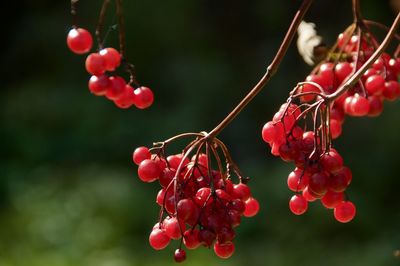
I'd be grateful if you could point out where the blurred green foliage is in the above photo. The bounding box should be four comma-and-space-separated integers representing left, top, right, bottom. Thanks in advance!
0, 0, 399, 265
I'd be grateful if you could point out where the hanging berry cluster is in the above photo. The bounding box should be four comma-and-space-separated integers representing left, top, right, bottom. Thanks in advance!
261, 20, 400, 223
132, 133, 259, 262
66, 0, 400, 263
66, 0, 154, 109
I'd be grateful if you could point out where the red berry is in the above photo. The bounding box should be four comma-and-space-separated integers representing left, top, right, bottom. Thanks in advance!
114, 85, 136, 109
177, 199, 196, 221
289, 194, 308, 215
368, 95, 384, 117
67, 28, 93, 54
334, 201, 356, 223
106, 76, 126, 100
167, 154, 190, 170
199, 229, 216, 247
321, 190, 344, 209
365, 75, 385, 95
174, 249, 186, 263
287, 168, 309, 192
320, 150, 343, 173
137, 159, 161, 182
243, 197, 260, 217
195, 187, 213, 206
159, 168, 175, 187
299, 82, 320, 102
262, 121, 277, 143
85, 53, 106, 75
348, 94, 370, 116
308, 172, 329, 196
134, 86, 154, 109
132, 146, 151, 165
229, 199, 246, 214
149, 228, 170, 250
183, 229, 201, 249
231, 183, 251, 201
330, 119, 342, 139
163, 216, 183, 240
302, 187, 317, 202
214, 241, 235, 259
383, 81, 400, 101
334, 62, 353, 84
217, 226, 235, 243
99, 47, 121, 71
88, 75, 110, 96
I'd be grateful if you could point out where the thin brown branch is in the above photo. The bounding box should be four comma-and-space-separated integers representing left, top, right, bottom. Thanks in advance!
96, 0, 111, 50
207, 0, 313, 139
327, 11, 400, 102
115, 0, 126, 57
352, 0, 363, 24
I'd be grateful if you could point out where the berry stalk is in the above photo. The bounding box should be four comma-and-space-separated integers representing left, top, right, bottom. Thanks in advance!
207, 0, 313, 139
327, 11, 400, 102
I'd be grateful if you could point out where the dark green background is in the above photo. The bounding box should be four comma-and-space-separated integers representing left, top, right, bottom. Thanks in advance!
1, 0, 399, 265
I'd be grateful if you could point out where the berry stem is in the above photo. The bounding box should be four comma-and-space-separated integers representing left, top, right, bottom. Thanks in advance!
327, 11, 400, 102
96, 0, 111, 50
207, 0, 313, 139
70, 0, 79, 27
363, 20, 400, 41
115, 0, 126, 58
352, 0, 363, 25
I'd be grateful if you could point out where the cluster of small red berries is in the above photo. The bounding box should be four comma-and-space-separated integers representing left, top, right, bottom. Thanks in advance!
261, 103, 355, 222
298, 33, 400, 139
67, 27, 154, 109
132, 146, 260, 262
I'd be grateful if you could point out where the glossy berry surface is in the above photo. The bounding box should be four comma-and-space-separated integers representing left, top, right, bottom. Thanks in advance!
334, 201, 356, 223
214, 241, 235, 259
67, 28, 93, 54
289, 194, 308, 215
174, 249, 186, 263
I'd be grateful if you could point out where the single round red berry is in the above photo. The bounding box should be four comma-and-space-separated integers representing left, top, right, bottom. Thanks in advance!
99, 47, 121, 71
163, 216, 183, 240
289, 194, 308, 215
334, 201, 356, 223
177, 198, 196, 221
183, 229, 201, 249
137, 159, 161, 182
67, 28, 93, 54
114, 85, 136, 109
195, 187, 213, 206
243, 197, 260, 217
134, 86, 154, 109
287, 168, 309, 192
132, 146, 151, 165
88, 75, 110, 96
321, 190, 344, 209
85, 53, 106, 75
365, 75, 385, 95
231, 183, 251, 201
214, 241, 235, 259
308, 171, 329, 196
106, 76, 126, 100
149, 228, 170, 250
335, 62, 353, 83
174, 249, 186, 263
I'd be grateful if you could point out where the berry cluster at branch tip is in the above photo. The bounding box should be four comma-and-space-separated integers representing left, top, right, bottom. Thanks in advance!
262, 27, 400, 223
67, 27, 154, 109
132, 144, 259, 262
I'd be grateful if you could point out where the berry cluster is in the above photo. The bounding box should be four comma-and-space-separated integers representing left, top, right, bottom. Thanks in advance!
67, 27, 154, 109
297, 32, 400, 139
262, 103, 355, 222
261, 28, 400, 223
132, 144, 259, 262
